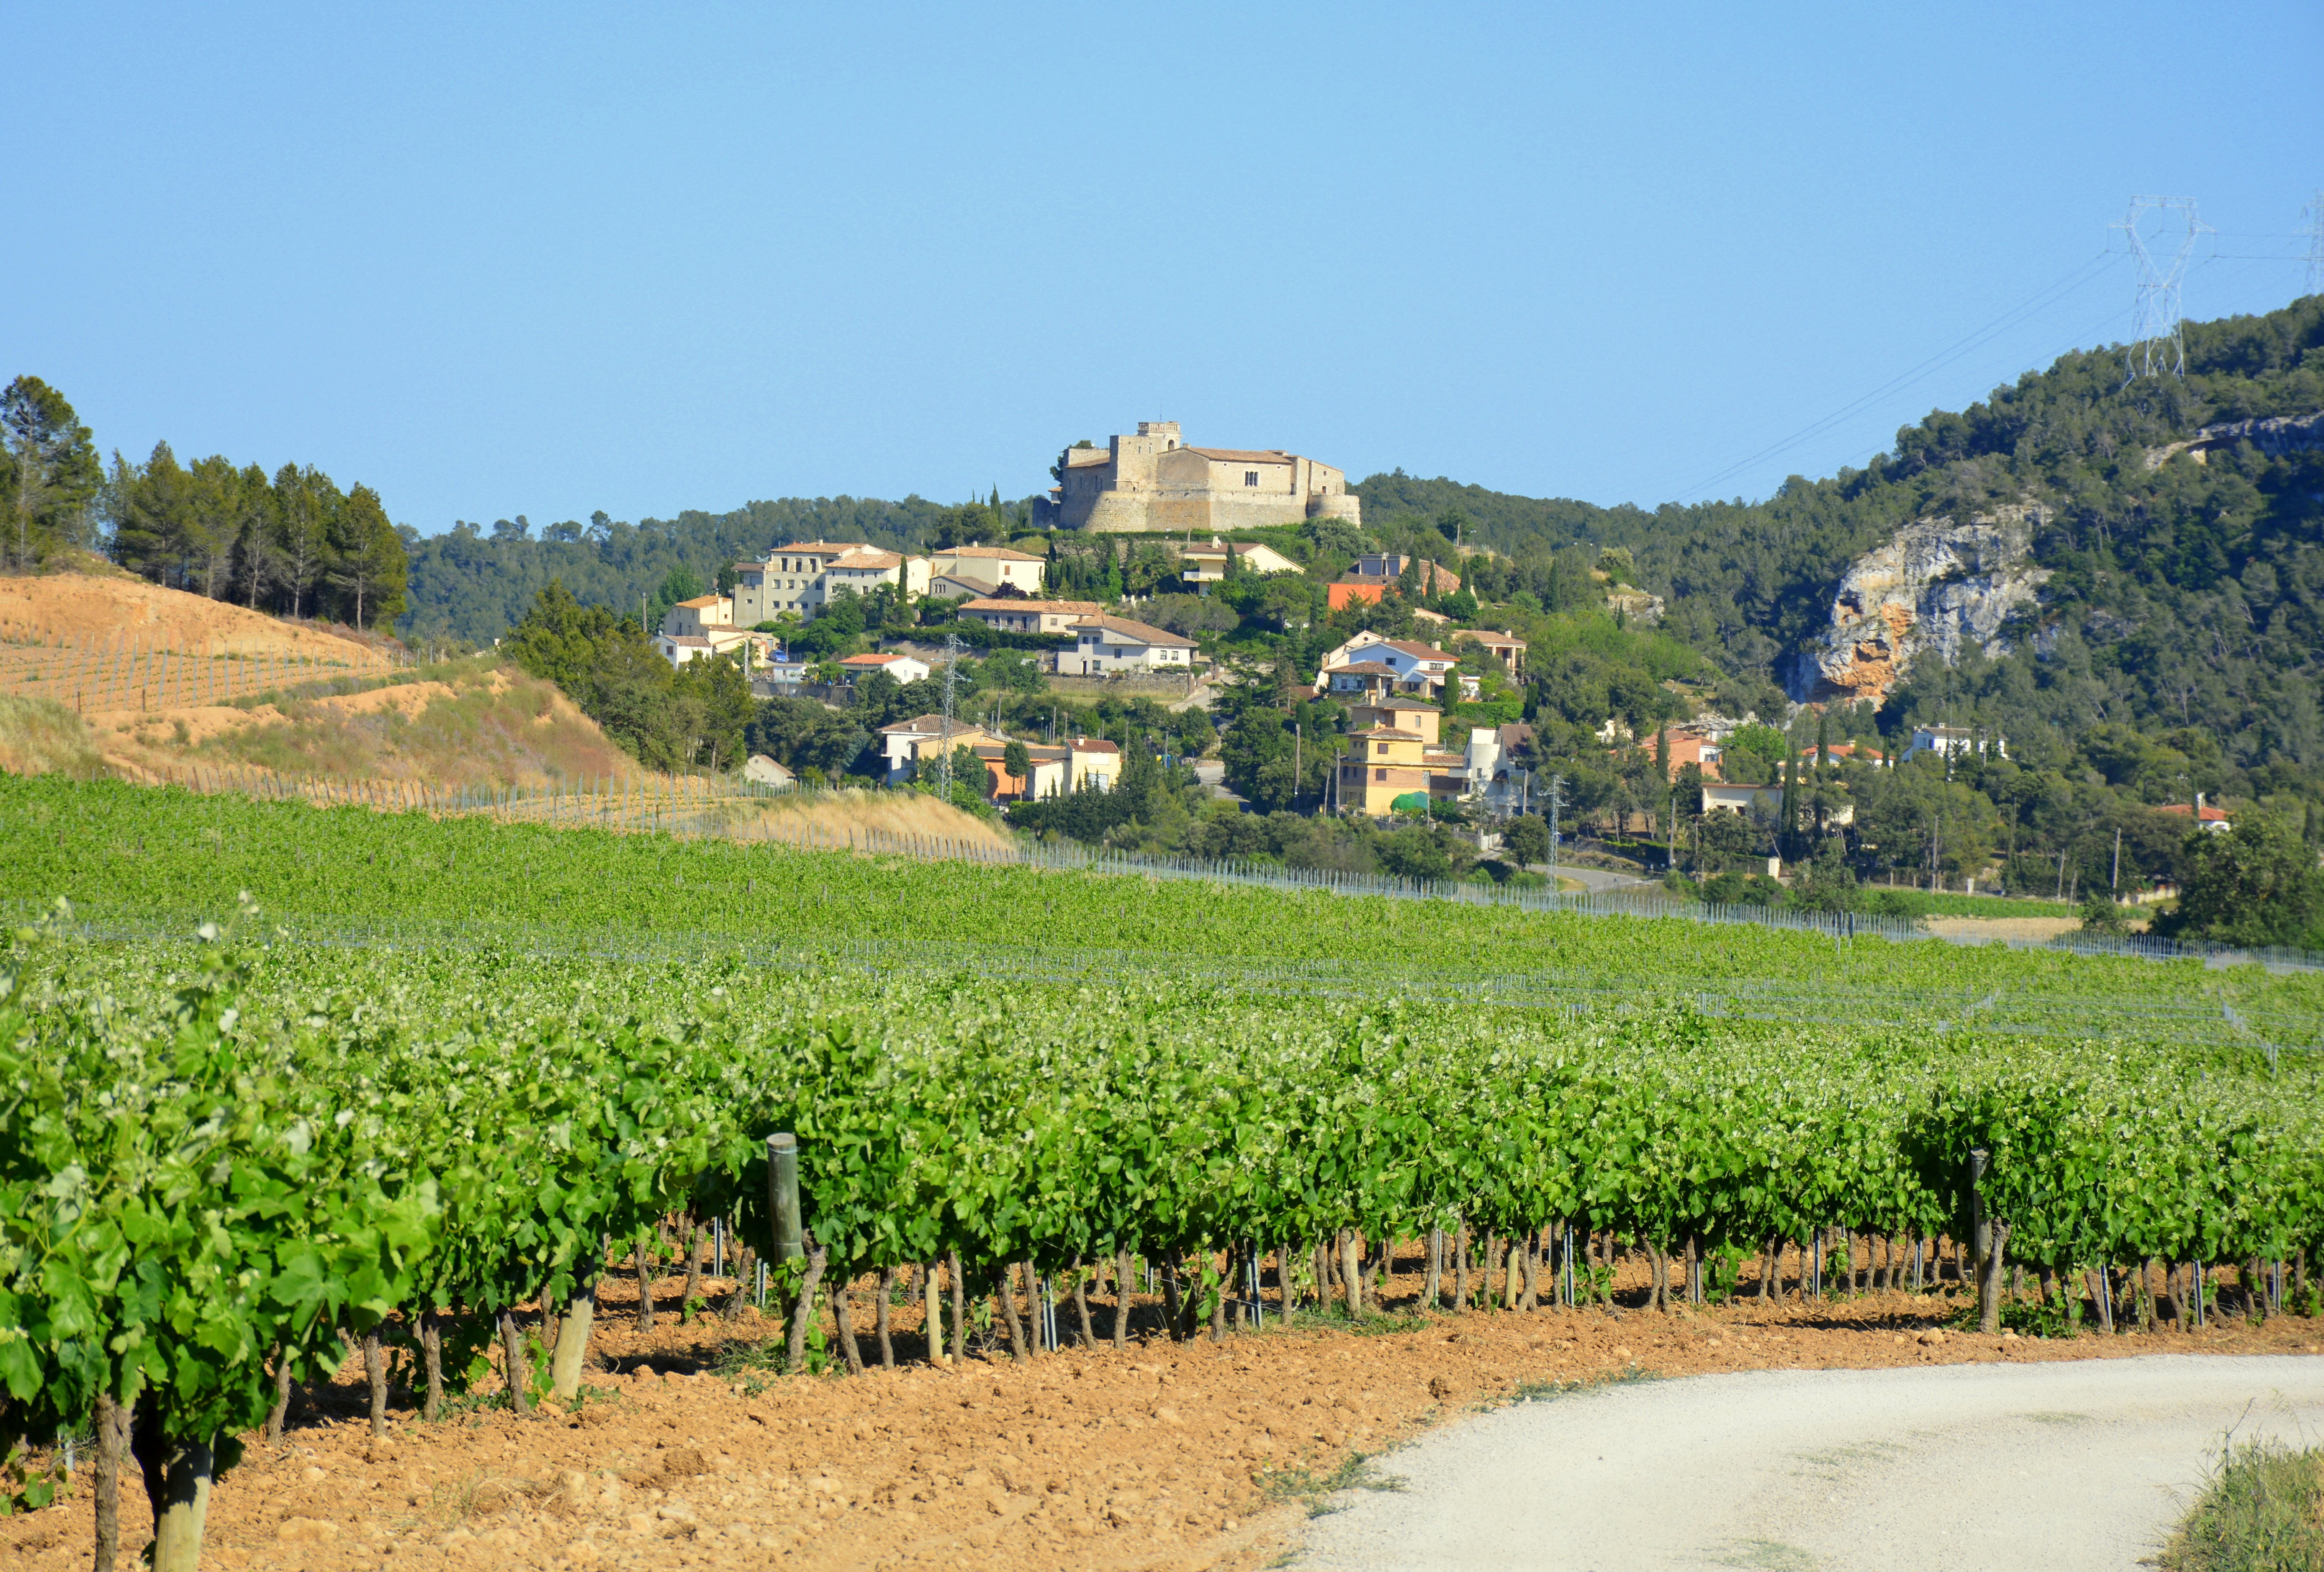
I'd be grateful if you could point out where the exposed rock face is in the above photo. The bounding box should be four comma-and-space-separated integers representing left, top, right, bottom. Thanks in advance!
2144, 409, 2324, 469
1605, 586, 1665, 625
1790, 506, 2049, 704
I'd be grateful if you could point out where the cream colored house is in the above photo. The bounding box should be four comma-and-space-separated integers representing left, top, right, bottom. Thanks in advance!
1065, 737, 1121, 791
731, 542, 907, 624
1346, 697, 1441, 746
956, 598, 1104, 636
1336, 727, 1430, 816
926, 545, 1046, 594
875, 714, 995, 785
1178, 538, 1303, 583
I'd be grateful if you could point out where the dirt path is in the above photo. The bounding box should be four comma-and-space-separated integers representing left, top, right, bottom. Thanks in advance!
3, 1267, 2317, 1572
1295, 1354, 2324, 1571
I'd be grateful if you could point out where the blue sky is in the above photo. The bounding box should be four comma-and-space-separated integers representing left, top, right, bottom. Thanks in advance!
13, 3, 2321, 534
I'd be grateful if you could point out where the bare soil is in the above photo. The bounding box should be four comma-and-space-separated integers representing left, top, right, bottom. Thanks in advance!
0, 572, 382, 661
8, 1252, 2316, 1572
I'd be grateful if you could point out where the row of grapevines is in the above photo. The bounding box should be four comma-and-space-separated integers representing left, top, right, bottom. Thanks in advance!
3, 915, 2317, 1563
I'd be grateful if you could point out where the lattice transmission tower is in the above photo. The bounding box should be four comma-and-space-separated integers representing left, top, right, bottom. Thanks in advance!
2113, 196, 2209, 380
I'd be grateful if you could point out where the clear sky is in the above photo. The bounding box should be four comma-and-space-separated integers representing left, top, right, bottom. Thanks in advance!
13, 3, 2321, 535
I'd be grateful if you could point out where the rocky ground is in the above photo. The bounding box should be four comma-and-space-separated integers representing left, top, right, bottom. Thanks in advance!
7, 1258, 2318, 1572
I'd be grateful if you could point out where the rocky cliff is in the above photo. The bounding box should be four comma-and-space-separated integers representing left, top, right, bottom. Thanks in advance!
1789, 505, 2049, 704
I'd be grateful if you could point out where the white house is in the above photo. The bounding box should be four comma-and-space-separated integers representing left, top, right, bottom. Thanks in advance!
1317, 634, 1459, 700
743, 754, 796, 787
1903, 725, 2005, 763
838, 651, 932, 685
1702, 783, 1782, 815
1063, 615, 1196, 674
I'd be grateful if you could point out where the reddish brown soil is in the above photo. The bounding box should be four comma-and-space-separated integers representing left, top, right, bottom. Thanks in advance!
8, 1258, 2319, 1572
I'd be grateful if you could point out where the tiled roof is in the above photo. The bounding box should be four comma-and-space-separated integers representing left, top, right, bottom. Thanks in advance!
878, 714, 961, 735
1355, 696, 1440, 711
674, 596, 725, 609
1069, 738, 1121, 754
1183, 447, 1293, 463
839, 652, 912, 665
943, 545, 1044, 562
832, 548, 903, 570
1347, 727, 1423, 741
2159, 802, 2231, 822
774, 540, 866, 554
959, 597, 1102, 614
1065, 615, 1198, 649
1327, 662, 1401, 678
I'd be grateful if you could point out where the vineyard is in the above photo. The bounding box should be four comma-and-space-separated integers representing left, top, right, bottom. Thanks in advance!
0, 627, 395, 714
2, 776, 2322, 1568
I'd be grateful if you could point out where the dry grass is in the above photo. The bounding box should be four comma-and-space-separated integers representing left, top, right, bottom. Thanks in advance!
0, 695, 106, 776
2164, 1441, 2324, 1571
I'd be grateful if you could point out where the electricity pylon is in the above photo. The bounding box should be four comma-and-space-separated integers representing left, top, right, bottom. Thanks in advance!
2113, 196, 2208, 380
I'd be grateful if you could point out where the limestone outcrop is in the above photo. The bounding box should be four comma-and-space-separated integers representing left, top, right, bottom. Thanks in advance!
1789, 506, 2049, 703
2144, 409, 2324, 470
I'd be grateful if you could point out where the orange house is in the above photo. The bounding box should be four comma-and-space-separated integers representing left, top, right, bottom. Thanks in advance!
1327, 579, 1386, 610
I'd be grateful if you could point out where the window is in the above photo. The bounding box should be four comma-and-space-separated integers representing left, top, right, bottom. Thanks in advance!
1375, 768, 1387, 782
1244, 470, 1260, 487
1375, 741, 1389, 755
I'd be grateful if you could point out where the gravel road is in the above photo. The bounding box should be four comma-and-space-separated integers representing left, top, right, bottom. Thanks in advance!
1294, 1354, 2324, 1572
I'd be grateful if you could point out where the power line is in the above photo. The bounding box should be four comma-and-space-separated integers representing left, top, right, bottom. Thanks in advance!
2305, 191, 2324, 296
1671, 250, 2116, 503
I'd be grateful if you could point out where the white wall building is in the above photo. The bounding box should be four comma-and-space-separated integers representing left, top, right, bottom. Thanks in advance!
1063, 615, 1195, 674
1903, 724, 2005, 763
838, 651, 932, 685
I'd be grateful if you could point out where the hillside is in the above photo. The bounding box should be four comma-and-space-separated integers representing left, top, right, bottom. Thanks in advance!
398, 494, 980, 644
1355, 297, 2324, 772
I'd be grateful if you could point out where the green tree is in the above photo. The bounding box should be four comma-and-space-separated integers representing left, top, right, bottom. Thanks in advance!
1502, 813, 1550, 867
269, 465, 339, 619
1, 375, 102, 568
1003, 739, 1033, 789
2155, 817, 2324, 948
325, 484, 409, 629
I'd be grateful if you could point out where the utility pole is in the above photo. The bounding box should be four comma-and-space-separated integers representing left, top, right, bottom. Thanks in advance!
2111, 827, 2122, 893
1547, 773, 1565, 880
1293, 722, 1302, 814
937, 631, 962, 799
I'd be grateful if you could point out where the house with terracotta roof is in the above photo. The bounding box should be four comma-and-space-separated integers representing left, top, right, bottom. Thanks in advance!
2158, 797, 2233, 833
838, 651, 931, 686
971, 741, 1069, 802
1065, 737, 1121, 791
1063, 615, 1196, 675
956, 598, 1105, 637
1041, 421, 1363, 534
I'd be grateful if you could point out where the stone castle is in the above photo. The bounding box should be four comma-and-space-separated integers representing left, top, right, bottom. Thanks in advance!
1036, 421, 1363, 534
